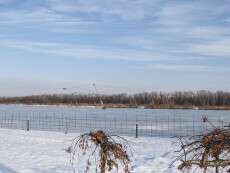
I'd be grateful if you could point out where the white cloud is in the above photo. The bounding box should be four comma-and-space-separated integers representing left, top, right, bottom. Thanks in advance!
0, 8, 81, 24
114, 37, 159, 50
190, 40, 230, 57
0, 39, 161, 61
189, 27, 228, 37
0, 7, 101, 33
143, 63, 230, 73
147, 64, 227, 72
0, 2, 229, 63
0, 0, 161, 25
47, 0, 161, 21
0, 0, 230, 93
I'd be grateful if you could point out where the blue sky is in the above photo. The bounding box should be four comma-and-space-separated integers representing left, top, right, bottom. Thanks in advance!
0, 0, 230, 96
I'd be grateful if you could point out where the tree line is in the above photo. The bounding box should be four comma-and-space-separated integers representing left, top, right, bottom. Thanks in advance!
0, 90, 230, 107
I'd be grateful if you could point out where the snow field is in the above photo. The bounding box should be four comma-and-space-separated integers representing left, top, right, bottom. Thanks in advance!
0, 129, 184, 173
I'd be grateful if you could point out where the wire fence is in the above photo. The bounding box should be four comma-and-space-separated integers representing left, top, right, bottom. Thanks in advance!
0, 111, 227, 138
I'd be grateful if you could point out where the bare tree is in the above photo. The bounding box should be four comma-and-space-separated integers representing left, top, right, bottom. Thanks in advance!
1, 90, 230, 108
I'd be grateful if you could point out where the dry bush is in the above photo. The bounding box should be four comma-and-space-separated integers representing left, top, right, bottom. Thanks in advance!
70, 130, 131, 173
176, 127, 230, 173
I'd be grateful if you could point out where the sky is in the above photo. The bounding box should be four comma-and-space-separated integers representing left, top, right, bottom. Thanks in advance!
0, 0, 230, 96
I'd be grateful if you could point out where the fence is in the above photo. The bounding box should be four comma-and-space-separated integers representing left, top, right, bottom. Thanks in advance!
0, 111, 227, 137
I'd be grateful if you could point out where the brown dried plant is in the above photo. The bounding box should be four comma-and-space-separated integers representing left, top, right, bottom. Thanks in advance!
176, 122, 230, 173
70, 130, 131, 173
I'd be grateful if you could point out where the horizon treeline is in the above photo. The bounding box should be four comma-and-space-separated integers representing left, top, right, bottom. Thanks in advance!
0, 90, 230, 106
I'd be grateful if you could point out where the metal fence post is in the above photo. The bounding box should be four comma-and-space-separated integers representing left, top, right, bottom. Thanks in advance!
135, 124, 138, 138
26, 120, 30, 131
65, 118, 68, 134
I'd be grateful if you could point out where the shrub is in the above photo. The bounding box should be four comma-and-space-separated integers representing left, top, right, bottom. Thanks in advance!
176, 128, 230, 173
70, 130, 131, 173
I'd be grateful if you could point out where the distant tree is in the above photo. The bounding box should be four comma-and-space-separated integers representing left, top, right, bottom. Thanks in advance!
1, 90, 230, 107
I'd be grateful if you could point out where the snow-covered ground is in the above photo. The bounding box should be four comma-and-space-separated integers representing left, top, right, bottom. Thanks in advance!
0, 129, 184, 173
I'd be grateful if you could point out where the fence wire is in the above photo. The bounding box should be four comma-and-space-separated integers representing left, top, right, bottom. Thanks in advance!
0, 111, 226, 137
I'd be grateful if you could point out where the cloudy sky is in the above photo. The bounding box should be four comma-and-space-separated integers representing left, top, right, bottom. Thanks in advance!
0, 0, 230, 96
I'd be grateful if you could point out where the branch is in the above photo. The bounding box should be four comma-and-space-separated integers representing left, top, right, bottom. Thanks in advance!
181, 159, 230, 168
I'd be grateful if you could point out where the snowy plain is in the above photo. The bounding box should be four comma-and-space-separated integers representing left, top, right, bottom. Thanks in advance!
0, 129, 190, 173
